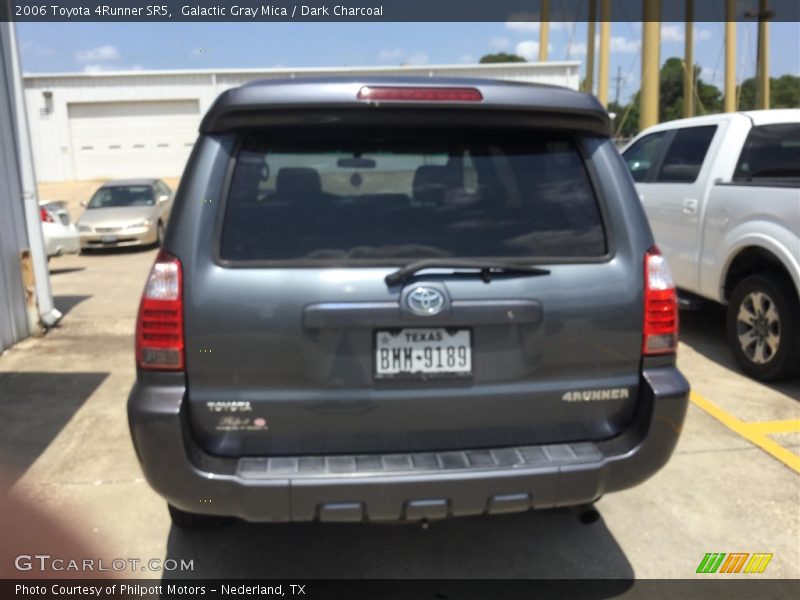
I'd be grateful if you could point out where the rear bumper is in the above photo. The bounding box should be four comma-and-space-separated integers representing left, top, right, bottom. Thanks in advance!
43, 226, 80, 257
128, 366, 689, 522
80, 227, 155, 249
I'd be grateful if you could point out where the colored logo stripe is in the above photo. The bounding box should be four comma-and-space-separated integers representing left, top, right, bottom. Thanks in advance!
697, 553, 773, 574
744, 554, 773, 574
719, 553, 749, 573
697, 553, 726, 573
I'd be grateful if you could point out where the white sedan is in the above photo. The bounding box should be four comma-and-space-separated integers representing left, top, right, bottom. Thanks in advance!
40, 200, 80, 258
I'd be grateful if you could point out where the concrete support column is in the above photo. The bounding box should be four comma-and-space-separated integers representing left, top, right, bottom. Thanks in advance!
585, 0, 596, 93
683, 0, 694, 117
724, 0, 737, 112
639, 1, 661, 130
597, 0, 610, 106
539, 0, 550, 62
756, 0, 770, 109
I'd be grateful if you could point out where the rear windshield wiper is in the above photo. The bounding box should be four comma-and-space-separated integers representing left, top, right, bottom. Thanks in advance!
385, 259, 551, 287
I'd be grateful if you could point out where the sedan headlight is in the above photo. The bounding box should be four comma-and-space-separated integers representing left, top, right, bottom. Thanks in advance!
126, 219, 152, 229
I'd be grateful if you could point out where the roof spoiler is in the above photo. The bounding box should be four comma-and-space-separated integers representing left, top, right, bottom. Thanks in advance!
199, 79, 612, 137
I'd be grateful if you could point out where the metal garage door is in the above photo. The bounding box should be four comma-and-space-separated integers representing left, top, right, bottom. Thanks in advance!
68, 100, 199, 180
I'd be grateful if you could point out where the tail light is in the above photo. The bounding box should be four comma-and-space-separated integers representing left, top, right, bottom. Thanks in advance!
357, 86, 483, 102
40, 207, 54, 223
136, 250, 184, 370
643, 247, 679, 355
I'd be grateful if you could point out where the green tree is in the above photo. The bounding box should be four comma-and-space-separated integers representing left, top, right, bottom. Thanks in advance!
479, 53, 526, 64
611, 56, 724, 138
658, 57, 722, 121
773, 74, 800, 107
609, 96, 640, 139
738, 74, 800, 110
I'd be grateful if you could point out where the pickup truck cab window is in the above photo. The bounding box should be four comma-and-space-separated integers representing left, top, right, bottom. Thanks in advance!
733, 123, 800, 184
623, 131, 668, 182
655, 125, 717, 184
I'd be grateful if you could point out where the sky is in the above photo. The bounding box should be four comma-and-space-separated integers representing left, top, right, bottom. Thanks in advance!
16, 21, 800, 103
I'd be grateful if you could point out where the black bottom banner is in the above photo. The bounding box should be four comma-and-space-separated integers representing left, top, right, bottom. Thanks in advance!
3, 579, 800, 600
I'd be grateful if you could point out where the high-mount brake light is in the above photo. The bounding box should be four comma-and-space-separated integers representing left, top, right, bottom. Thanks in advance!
643, 247, 679, 355
135, 250, 184, 370
357, 86, 483, 102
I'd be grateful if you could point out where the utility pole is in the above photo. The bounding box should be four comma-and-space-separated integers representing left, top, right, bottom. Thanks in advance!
613, 65, 624, 105
746, 0, 773, 109
539, 0, 550, 62
724, 0, 736, 112
684, 0, 694, 117
640, 0, 661, 129
597, 0, 610, 106
585, 0, 596, 94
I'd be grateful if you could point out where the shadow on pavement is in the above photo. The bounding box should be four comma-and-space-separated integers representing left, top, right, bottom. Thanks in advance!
679, 303, 799, 401
0, 372, 108, 486
163, 508, 634, 583
81, 246, 157, 256
53, 294, 91, 317
49, 267, 85, 276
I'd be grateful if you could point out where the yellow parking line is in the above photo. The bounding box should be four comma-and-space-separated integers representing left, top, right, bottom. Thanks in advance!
689, 392, 800, 474
745, 420, 800, 434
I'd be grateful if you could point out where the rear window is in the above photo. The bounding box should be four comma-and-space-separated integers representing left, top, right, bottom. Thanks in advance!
219, 129, 607, 263
733, 123, 800, 183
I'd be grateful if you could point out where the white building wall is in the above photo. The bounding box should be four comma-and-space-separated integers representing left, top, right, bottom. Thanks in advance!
25, 72, 222, 181
24, 62, 581, 182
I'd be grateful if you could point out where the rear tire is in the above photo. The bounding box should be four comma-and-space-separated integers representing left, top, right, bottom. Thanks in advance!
155, 222, 165, 247
726, 274, 800, 382
168, 504, 234, 529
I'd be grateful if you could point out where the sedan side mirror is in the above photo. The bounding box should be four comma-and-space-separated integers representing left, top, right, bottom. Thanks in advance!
80, 201, 87, 208
157, 194, 169, 204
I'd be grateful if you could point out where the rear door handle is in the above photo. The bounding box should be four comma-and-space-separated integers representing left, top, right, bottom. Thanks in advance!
682, 198, 698, 215
303, 299, 542, 329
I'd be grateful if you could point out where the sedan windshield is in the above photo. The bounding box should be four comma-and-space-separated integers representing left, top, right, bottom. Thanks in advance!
87, 186, 154, 209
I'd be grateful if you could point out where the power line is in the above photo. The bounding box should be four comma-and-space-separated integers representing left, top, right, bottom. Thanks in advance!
613, 65, 624, 105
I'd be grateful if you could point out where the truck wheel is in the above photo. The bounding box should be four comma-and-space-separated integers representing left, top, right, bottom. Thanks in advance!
727, 274, 800, 381
168, 504, 234, 529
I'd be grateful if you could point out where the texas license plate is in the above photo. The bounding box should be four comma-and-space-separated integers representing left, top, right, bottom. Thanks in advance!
375, 328, 472, 377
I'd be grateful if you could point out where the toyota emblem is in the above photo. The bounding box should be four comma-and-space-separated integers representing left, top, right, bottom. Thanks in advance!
407, 287, 445, 316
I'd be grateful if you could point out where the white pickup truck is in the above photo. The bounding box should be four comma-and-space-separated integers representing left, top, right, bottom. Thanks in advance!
622, 109, 799, 381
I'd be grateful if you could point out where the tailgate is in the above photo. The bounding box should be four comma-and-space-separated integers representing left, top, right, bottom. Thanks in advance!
182, 123, 644, 457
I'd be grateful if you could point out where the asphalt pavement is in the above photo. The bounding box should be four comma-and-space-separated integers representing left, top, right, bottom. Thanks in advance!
1, 246, 798, 581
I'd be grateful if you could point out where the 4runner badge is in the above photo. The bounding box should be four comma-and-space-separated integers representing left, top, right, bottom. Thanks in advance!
562, 388, 630, 402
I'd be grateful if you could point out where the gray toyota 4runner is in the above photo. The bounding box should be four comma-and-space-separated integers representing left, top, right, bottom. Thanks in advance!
128, 77, 690, 528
